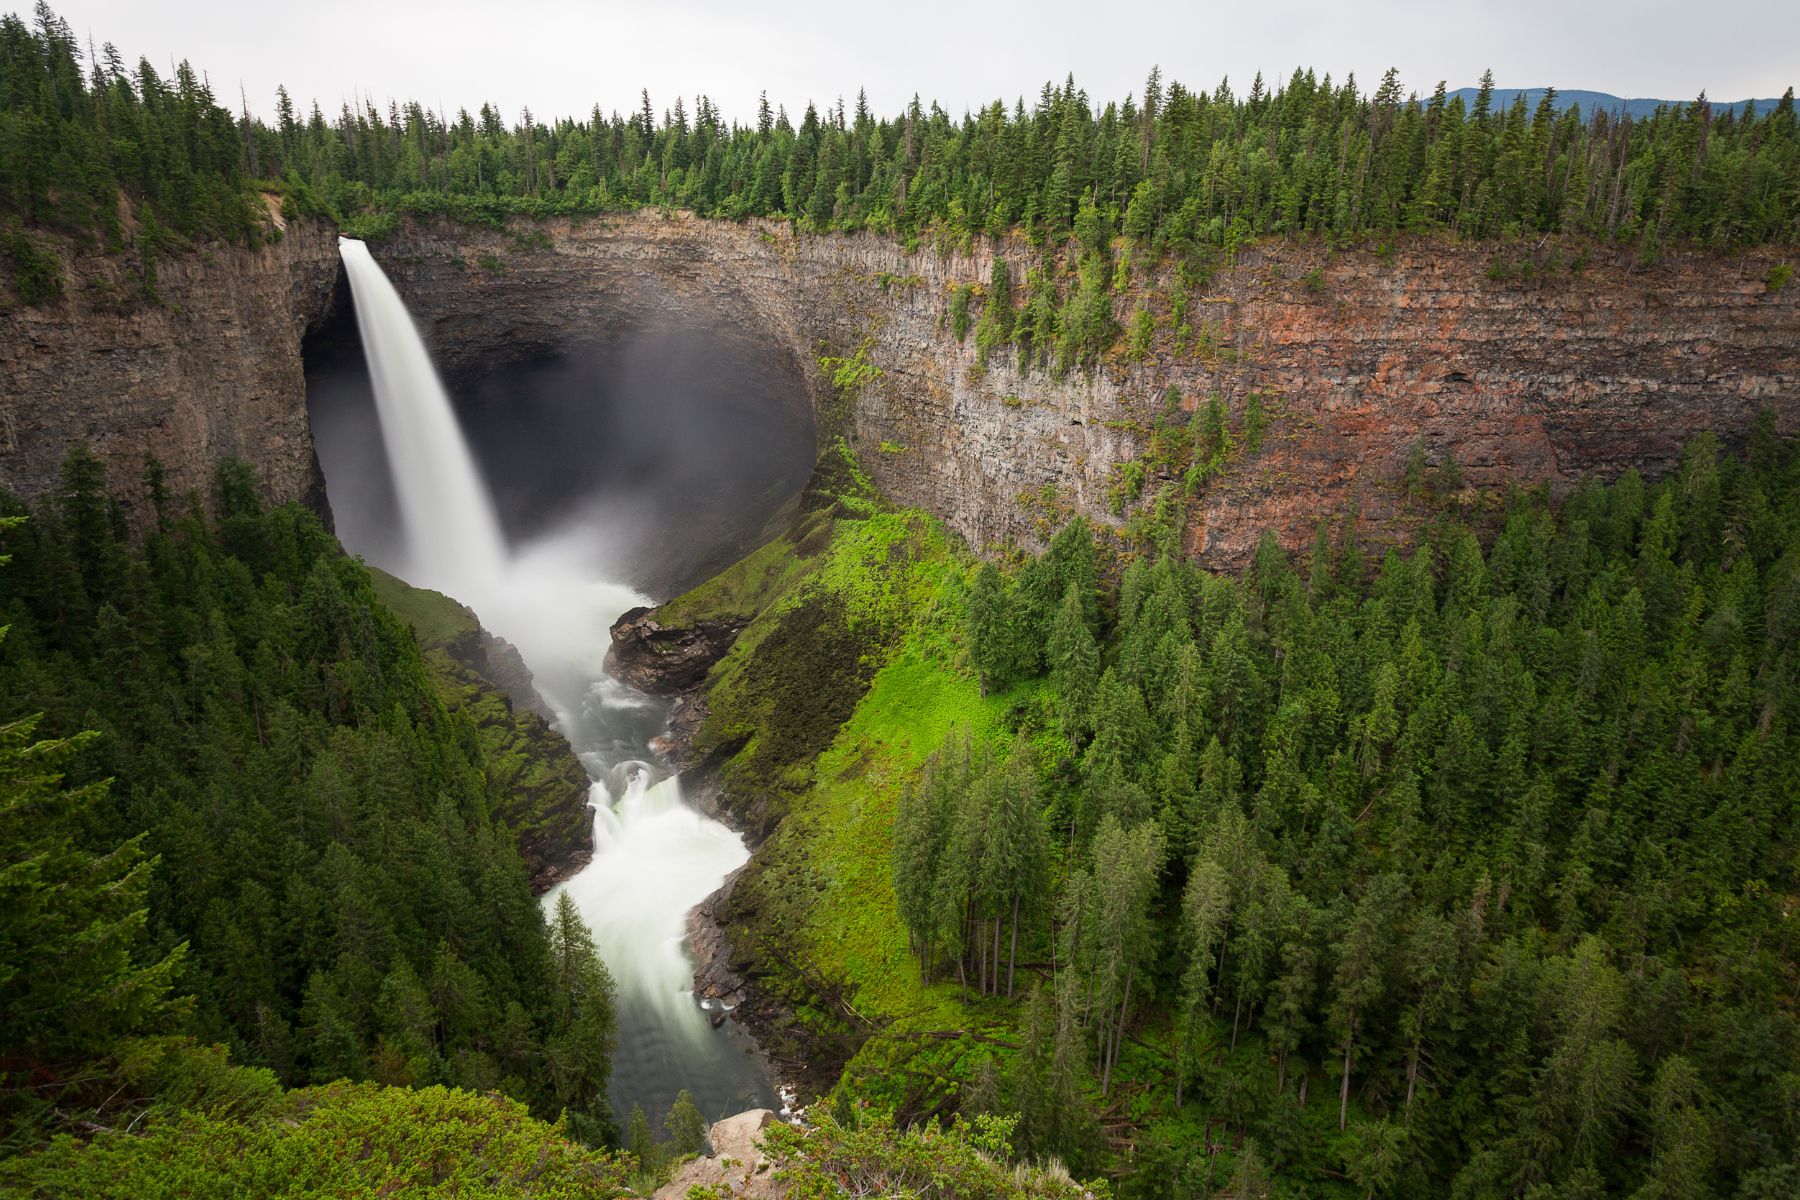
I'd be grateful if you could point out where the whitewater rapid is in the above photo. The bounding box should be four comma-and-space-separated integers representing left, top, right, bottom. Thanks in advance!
336, 237, 773, 1122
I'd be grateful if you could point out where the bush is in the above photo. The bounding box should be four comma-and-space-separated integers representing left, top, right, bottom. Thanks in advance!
951, 283, 974, 341
2, 226, 64, 304
763, 1111, 1096, 1199
1769, 262, 1792, 293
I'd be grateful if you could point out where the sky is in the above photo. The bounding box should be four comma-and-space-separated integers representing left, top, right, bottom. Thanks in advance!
37, 0, 1800, 127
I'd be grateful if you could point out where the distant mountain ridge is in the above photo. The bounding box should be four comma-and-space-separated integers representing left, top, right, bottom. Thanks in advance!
1446, 87, 1788, 118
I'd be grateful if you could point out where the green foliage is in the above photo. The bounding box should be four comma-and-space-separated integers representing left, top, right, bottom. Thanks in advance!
7, 11, 1800, 261
1769, 262, 1793, 292
0, 1082, 634, 1198
743, 428, 1800, 1196
762, 1109, 1099, 1199
1242, 392, 1268, 454
1, 224, 61, 303
819, 343, 884, 397
0, 453, 615, 1140
1126, 303, 1154, 359
950, 282, 974, 342
974, 258, 1015, 366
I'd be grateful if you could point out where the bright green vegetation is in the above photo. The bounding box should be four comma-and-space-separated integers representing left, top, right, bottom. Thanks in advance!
762, 1111, 1094, 1198
0, 1042, 634, 1198
0, 451, 617, 1147
5, 5, 1798, 314
654, 425, 1800, 1195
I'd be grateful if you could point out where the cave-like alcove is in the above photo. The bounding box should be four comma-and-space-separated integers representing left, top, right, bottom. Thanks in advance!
303, 270, 817, 598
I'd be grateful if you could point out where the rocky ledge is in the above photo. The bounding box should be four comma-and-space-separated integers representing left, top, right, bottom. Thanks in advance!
653, 1108, 782, 1199
605, 606, 748, 694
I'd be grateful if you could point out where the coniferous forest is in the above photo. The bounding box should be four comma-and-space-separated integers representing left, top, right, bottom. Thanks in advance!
2, 2, 1799, 1197
2, 3, 1797, 263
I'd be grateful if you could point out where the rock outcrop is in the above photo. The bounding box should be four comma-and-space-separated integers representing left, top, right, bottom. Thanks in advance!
0, 207, 341, 516
5, 206, 1794, 567
605, 606, 748, 694
653, 1109, 783, 1200
367, 567, 593, 888
368, 213, 1799, 567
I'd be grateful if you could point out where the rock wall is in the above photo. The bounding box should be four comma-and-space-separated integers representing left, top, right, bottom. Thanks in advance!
371, 213, 1800, 567
0, 206, 340, 513
5, 206, 1795, 566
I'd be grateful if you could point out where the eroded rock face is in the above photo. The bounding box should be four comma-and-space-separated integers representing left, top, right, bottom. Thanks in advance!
606, 605, 748, 693
369, 213, 1800, 568
0, 210, 341, 515
6, 208, 1794, 568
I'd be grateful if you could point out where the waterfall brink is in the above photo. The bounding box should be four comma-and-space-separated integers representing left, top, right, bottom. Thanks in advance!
335, 237, 773, 1123
337, 237, 506, 597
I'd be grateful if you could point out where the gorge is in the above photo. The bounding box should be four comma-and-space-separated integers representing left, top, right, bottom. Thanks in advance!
328, 236, 783, 1123
3, 20, 1799, 1190
6, 212, 1795, 567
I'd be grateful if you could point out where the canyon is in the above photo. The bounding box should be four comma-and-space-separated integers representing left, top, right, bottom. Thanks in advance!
4, 210, 1795, 566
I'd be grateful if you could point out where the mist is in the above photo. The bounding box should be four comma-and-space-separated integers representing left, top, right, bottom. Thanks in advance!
305, 290, 815, 598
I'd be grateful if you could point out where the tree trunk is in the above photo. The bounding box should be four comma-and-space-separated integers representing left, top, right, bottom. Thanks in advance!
1174, 1038, 1184, 1109
991, 916, 1001, 997
1007, 893, 1020, 998
1339, 1035, 1354, 1131
1104, 964, 1133, 1096
1231, 995, 1242, 1051
1405, 1041, 1420, 1116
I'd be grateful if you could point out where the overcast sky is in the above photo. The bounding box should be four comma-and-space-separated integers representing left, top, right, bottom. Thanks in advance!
37, 1, 1800, 126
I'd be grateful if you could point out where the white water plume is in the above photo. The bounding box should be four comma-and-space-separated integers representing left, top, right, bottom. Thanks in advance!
337, 237, 772, 1121
338, 237, 506, 598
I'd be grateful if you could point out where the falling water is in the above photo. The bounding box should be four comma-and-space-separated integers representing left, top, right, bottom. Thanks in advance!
338, 237, 506, 598
337, 237, 774, 1123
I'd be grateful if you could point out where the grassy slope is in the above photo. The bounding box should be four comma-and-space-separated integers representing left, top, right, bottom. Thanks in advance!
646, 487, 1046, 1106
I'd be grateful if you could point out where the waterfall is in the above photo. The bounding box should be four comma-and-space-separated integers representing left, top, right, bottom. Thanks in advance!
335, 238, 773, 1123
338, 237, 506, 598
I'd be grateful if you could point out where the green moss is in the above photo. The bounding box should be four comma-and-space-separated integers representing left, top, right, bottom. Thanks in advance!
367, 567, 479, 647
2, 225, 64, 305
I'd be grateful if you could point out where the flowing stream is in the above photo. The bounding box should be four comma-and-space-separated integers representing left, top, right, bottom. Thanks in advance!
337, 237, 775, 1123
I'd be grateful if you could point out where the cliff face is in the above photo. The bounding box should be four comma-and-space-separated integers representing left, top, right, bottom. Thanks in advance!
0, 206, 340, 513
5, 207, 1794, 566
370, 214, 1799, 566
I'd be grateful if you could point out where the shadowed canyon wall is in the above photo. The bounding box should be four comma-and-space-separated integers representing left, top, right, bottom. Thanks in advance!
4, 209, 1796, 567
0, 209, 341, 512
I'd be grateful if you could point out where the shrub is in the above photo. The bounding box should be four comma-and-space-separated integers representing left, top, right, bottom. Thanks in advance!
3, 226, 64, 305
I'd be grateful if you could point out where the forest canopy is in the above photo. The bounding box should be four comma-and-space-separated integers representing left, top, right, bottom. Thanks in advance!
2, 2, 1796, 259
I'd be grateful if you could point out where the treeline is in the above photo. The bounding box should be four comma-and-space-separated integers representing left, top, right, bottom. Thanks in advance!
4, 2, 1797, 269
895, 424, 1800, 1195
0, 4, 265, 247
0, 452, 617, 1145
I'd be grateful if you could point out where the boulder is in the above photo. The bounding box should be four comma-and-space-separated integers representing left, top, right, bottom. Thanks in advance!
653, 1108, 782, 1199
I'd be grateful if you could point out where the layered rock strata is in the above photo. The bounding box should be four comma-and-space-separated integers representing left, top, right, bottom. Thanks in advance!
370, 214, 1800, 566
0, 209, 340, 513
5, 207, 1794, 566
